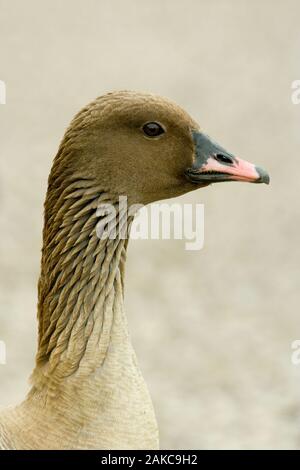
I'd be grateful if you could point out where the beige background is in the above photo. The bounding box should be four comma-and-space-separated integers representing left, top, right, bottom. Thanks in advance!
0, 0, 299, 449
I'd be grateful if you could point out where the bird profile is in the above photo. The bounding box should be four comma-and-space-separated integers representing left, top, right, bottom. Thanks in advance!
0, 91, 269, 450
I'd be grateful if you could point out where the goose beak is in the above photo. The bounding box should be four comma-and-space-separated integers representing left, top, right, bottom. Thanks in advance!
185, 131, 270, 185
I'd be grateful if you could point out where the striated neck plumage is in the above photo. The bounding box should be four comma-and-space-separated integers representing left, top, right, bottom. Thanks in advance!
33, 176, 128, 387
6, 158, 159, 449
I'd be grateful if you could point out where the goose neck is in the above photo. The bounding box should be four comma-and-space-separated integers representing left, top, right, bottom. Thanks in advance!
32, 180, 132, 389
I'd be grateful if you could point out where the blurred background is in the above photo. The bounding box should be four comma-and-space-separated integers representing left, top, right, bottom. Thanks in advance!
0, 0, 299, 449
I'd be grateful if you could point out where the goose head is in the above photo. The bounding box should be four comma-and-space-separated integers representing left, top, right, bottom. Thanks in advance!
59, 90, 269, 205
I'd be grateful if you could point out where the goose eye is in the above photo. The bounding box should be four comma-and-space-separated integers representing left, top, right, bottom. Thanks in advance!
142, 122, 165, 137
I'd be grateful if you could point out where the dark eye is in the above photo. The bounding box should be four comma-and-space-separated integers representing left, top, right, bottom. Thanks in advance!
142, 122, 165, 137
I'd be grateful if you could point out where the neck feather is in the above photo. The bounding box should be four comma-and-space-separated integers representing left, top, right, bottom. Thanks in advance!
31, 175, 130, 390
24, 152, 158, 450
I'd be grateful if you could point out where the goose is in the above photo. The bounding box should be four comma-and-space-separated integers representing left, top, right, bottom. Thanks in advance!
0, 91, 269, 450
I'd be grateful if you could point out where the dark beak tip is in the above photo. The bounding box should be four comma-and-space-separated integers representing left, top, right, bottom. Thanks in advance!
255, 166, 270, 185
